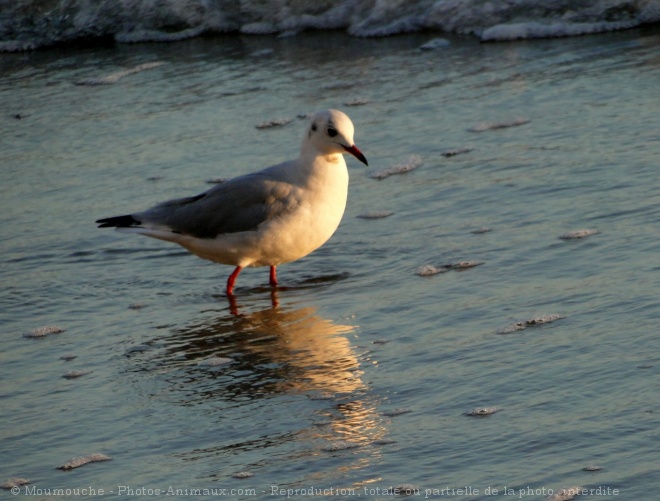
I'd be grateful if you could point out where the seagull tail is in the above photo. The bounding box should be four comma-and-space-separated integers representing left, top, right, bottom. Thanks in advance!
97, 215, 183, 243
96, 215, 141, 228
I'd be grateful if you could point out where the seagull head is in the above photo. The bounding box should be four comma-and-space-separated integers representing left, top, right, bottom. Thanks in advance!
306, 109, 368, 166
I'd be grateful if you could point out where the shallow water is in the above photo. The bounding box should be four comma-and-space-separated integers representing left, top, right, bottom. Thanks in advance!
2, 28, 659, 499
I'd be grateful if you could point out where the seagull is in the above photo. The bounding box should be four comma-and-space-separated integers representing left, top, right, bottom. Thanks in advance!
96, 109, 368, 295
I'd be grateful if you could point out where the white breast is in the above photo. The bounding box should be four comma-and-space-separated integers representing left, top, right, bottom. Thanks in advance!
178, 154, 349, 268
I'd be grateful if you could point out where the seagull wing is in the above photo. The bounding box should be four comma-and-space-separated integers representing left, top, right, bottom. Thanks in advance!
98, 169, 299, 239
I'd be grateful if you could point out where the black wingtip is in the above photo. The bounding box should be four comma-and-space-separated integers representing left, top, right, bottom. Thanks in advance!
96, 215, 141, 228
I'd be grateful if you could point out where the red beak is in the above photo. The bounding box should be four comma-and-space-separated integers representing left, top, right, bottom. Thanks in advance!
343, 144, 368, 166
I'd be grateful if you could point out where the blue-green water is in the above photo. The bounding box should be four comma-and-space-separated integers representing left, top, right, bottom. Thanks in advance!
1, 28, 659, 499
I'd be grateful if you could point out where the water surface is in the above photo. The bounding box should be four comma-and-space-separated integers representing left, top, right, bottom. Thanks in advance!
1, 28, 659, 499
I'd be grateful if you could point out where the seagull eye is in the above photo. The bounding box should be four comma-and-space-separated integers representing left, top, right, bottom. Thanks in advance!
311, 123, 317, 132
327, 127, 338, 137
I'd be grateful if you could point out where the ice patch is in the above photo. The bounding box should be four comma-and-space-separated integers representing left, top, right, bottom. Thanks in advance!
416, 261, 483, 276
546, 486, 583, 501
198, 356, 232, 367
465, 406, 499, 417
322, 440, 359, 452
498, 314, 566, 334
415, 265, 450, 277
344, 98, 370, 106
390, 484, 419, 496
1, 478, 30, 489
62, 370, 92, 379
232, 471, 254, 479
559, 229, 599, 240
57, 453, 112, 470
369, 155, 422, 180
24, 326, 65, 338
420, 37, 450, 50
256, 117, 293, 129
75, 62, 164, 85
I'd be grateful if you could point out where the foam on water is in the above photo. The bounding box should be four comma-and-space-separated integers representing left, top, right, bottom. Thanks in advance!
1, 0, 658, 51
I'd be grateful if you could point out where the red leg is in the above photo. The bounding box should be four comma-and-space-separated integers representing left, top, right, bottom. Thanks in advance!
269, 266, 278, 287
227, 266, 243, 295
227, 293, 239, 316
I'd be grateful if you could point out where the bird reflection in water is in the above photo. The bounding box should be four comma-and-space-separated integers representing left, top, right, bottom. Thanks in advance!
150, 300, 389, 473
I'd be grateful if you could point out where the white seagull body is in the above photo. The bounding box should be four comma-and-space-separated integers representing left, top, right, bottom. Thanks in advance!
97, 109, 367, 294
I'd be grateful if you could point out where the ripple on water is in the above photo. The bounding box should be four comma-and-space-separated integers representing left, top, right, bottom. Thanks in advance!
468, 118, 530, 132
441, 147, 473, 157
382, 408, 412, 417
356, 210, 394, 219
344, 98, 369, 106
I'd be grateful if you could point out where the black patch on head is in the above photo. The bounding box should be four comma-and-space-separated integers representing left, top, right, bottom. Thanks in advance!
326, 119, 338, 137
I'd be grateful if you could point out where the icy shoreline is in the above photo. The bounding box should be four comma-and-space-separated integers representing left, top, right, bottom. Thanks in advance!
1, 0, 659, 52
